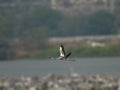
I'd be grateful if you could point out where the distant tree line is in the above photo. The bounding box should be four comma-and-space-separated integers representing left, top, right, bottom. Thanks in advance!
0, 5, 120, 60
55, 11, 115, 36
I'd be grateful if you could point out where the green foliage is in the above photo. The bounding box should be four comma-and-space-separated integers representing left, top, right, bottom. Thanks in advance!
32, 7, 62, 27
0, 38, 15, 60
1, 5, 119, 37
0, 39, 8, 60
0, 17, 7, 36
22, 27, 48, 51
71, 45, 120, 57
27, 45, 120, 59
0, 11, 18, 39
28, 46, 58, 59
56, 10, 118, 36
0, 6, 63, 59
85, 10, 117, 35
0, 15, 16, 60
25, 6, 63, 36
1, 4, 120, 60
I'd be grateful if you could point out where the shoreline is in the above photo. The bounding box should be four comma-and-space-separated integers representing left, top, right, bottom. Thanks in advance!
0, 73, 120, 90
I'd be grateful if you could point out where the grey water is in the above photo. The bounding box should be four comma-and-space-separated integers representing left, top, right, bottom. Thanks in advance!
0, 57, 120, 78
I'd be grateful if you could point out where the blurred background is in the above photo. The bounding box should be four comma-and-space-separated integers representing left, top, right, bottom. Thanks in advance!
0, 0, 120, 60
0, 1, 120, 90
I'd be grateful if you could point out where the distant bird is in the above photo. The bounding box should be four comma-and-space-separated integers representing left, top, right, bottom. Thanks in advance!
56, 44, 71, 60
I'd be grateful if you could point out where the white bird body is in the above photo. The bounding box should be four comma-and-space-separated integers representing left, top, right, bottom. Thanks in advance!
57, 44, 71, 60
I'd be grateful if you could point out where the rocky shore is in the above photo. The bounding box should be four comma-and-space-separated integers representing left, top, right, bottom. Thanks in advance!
0, 73, 120, 90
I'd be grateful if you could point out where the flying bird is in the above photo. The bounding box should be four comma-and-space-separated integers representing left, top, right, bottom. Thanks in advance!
56, 44, 71, 60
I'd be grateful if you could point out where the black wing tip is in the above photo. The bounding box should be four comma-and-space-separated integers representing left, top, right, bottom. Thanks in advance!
65, 52, 71, 59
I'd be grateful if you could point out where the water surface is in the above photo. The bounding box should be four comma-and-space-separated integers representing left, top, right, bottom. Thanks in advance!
0, 57, 120, 78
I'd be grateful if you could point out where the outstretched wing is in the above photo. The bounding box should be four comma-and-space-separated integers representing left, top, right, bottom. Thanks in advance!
56, 56, 64, 60
65, 52, 71, 60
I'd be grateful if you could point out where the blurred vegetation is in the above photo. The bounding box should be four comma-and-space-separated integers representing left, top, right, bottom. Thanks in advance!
0, 17, 15, 60
27, 45, 120, 59
56, 10, 118, 36
0, 3, 120, 60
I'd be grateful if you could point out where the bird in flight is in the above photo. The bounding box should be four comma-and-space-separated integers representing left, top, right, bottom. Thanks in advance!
56, 44, 71, 60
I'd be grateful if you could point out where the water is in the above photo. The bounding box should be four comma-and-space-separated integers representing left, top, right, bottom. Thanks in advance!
0, 57, 120, 78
